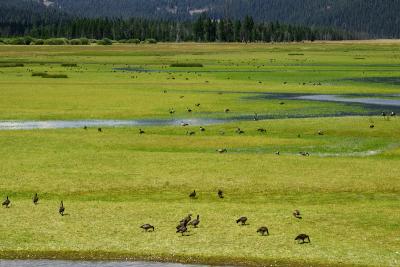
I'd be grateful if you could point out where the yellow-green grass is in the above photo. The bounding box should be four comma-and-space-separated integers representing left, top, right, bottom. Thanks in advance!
1, 117, 400, 266
0, 42, 400, 266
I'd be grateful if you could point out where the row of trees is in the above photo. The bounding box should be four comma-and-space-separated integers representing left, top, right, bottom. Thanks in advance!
0, 14, 353, 42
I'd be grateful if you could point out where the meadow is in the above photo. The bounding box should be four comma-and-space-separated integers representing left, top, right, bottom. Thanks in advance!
0, 42, 399, 266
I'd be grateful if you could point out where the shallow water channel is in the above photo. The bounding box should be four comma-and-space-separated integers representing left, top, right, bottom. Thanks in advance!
0, 94, 398, 130
0, 260, 207, 267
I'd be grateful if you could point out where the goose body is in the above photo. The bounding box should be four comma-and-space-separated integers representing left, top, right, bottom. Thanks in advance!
257, 226, 269, 236
189, 215, 200, 228
59, 201, 65, 216
236, 216, 247, 225
2, 196, 10, 208
293, 210, 302, 219
295, 234, 311, 244
33, 193, 39, 205
218, 190, 224, 198
189, 190, 196, 198
140, 224, 155, 232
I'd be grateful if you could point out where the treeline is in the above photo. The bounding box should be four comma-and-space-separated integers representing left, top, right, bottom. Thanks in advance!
18, 0, 400, 38
0, 12, 353, 42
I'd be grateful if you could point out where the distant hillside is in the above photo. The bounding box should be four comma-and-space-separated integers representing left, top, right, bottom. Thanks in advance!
1, 0, 400, 38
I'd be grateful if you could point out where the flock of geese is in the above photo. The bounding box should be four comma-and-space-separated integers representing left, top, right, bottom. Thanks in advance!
140, 190, 311, 244
2, 191, 311, 244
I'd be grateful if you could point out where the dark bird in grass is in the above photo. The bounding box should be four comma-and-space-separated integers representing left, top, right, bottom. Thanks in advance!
180, 214, 192, 225
369, 124, 375, 129
187, 108, 192, 113
189, 215, 200, 228
33, 193, 39, 205
295, 234, 311, 244
83, 126, 87, 130
216, 148, 227, 153
139, 129, 145, 134
224, 108, 230, 113
59, 201, 65, 216
257, 226, 269, 236
280, 102, 285, 105
235, 128, 245, 134
236, 216, 247, 225
181, 122, 189, 127
140, 224, 155, 232
2, 196, 10, 208
98, 128, 102, 132
257, 128, 266, 133
189, 190, 196, 199
186, 131, 195, 136
382, 112, 387, 117
275, 151, 280, 155
195, 103, 201, 107
169, 108, 175, 115
391, 112, 396, 116
176, 224, 188, 236
218, 189, 224, 198
254, 113, 259, 121
293, 209, 302, 219
318, 130, 324, 136
299, 152, 310, 156
199, 127, 205, 132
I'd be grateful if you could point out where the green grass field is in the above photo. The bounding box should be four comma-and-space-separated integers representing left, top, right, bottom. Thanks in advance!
0, 42, 400, 266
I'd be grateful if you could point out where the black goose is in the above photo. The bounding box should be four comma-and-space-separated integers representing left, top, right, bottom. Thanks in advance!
369, 124, 375, 129
140, 224, 155, 232
186, 131, 195, 136
293, 209, 302, 219
83, 126, 88, 130
216, 148, 227, 153
189, 215, 200, 228
98, 128, 102, 132
199, 127, 205, 132
257, 226, 269, 236
189, 190, 196, 198
187, 108, 192, 113
59, 201, 65, 216
218, 189, 224, 198
391, 112, 396, 116
295, 234, 311, 244
257, 128, 266, 133
139, 129, 145, 134
2, 196, 10, 208
169, 109, 175, 115
224, 108, 230, 113
195, 103, 201, 107
236, 216, 247, 225
180, 214, 192, 225
33, 193, 39, 205
176, 224, 188, 236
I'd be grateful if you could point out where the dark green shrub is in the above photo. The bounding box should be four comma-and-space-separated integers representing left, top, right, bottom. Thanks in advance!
170, 63, 203, 67
34, 39, 45, 45
97, 38, 113, 45
127, 38, 140, 44
44, 38, 67, 45
145, 38, 157, 44
0, 63, 24, 68
70, 39, 82, 45
61, 63, 78, 67
80, 38, 89, 45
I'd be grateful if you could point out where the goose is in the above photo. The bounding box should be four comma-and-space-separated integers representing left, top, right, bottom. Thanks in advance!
318, 130, 324, 135
180, 214, 192, 225
369, 124, 375, 128
176, 224, 188, 236
391, 112, 396, 116
257, 226, 269, 236
83, 126, 88, 130
382, 112, 387, 117
235, 128, 245, 134
236, 216, 247, 225
189, 190, 196, 199
181, 122, 189, 127
2, 196, 10, 208
187, 108, 192, 113
257, 128, 266, 133
275, 151, 280, 155
295, 234, 311, 244
169, 109, 175, 115
218, 189, 224, 198
224, 108, 230, 113
98, 128, 102, 132
139, 129, 145, 134
186, 131, 195, 136
140, 224, 155, 232
189, 215, 200, 228
199, 127, 205, 132
216, 148, 227, 153
195, 103, 201, 107
293, 210, 302, 219
299, 152, 310, 156
59, 201, 65, 216
254, 113, 259, 121
33, 193, 39, 205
